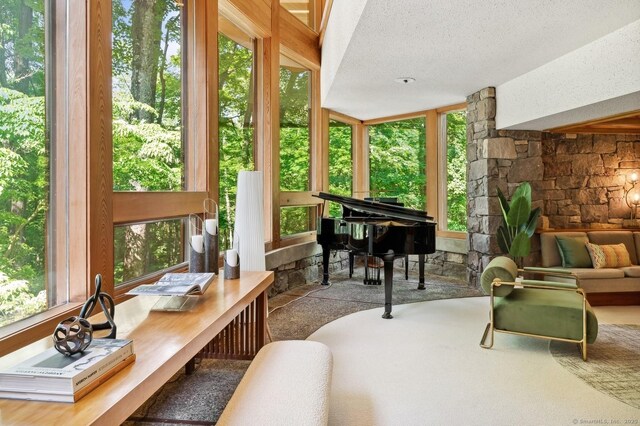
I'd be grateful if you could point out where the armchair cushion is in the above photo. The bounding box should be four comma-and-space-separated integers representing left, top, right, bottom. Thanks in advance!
555, 236, 592, 268
494, 288, 598, 343
481, 257, 517, 297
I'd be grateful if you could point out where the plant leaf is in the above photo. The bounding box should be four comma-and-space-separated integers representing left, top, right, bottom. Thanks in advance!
497, 225, 511, 254
509, 231, 531, 258
506, 196, 531, 228
497, 187, 510, 215
512, 181, 532, 202
525, 207, 542, 237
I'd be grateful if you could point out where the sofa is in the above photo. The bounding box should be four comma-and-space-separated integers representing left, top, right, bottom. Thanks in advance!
537, 230, 640, 305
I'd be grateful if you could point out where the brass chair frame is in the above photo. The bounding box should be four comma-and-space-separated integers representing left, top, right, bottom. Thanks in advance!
479, 269, 589, 361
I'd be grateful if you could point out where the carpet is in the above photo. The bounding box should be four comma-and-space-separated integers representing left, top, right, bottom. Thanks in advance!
309, 297, 640, 426
550, 324, 640, 410
124, 266, 480, 425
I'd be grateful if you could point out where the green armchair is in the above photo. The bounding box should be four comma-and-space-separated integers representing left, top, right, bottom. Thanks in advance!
479, 256, 598, 360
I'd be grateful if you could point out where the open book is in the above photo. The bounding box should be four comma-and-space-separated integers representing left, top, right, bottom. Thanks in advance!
126, 273, 215, 296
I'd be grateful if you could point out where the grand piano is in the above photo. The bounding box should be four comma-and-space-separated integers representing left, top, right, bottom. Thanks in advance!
314, 192, 436, 319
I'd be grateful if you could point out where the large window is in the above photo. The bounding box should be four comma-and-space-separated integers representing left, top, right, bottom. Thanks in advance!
0, 0, 57, 327
328, 119, 352, 217
368, 118, 426, 210
111, 0, 187, 284
442, 110, 467, 232
112, 0, 184, 192
218, 19, 255, 250
280, 55, 312, 236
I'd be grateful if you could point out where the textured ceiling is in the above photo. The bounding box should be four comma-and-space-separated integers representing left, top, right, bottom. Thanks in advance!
321, 0, 640, 121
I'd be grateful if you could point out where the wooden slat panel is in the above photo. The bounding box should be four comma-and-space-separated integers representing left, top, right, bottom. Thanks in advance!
426, 110, 438, 221
219, 0, 271, 39
329, 110, 361, 125
113, 192, 208, 224
548, 110, 640, 135
206, 1, 219, 200
279, 6, 320, 70
363, 110, 430, 126
319, 0, 333, 47
436, 102, 467, 113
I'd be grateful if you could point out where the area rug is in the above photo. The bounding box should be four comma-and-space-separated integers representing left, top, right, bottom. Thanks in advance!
550, 324, 640, 410
309, 298, 640, 426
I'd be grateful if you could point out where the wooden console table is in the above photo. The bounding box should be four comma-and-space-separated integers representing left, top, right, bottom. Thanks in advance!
0, 270, 273, 426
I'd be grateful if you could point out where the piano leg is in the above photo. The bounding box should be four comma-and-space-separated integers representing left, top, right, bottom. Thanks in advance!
417, 254, 426, 290
321, 245, 331, 286
382, 254, 395, 319
349, 251, 354, 278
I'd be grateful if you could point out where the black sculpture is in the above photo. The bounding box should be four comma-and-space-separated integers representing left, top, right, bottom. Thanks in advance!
79, 274, 117, 339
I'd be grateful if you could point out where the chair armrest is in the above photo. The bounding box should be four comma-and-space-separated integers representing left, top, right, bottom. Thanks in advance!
520, 279, 578, 290
523, 266, 573, 275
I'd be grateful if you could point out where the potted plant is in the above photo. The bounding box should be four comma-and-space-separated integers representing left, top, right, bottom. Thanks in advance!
496, 181, 541, 268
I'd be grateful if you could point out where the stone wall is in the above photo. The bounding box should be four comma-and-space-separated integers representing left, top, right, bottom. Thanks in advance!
540, 133, 640, 229
466, 86, 640, 287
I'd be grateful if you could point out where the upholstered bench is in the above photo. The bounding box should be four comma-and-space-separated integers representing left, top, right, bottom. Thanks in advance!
216, 340, 333, 426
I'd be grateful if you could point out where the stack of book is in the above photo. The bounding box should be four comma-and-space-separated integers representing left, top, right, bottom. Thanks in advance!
0, 338, 135, 403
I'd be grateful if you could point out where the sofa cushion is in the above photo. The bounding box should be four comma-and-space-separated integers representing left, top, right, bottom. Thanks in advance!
585, 243, 632, 268
620, 266, 640, 278
587, 231, 637, 265
563, 268, 625, 280
555, 236, 592, 268
540, 232, 588, 267
494, 288, 598, 343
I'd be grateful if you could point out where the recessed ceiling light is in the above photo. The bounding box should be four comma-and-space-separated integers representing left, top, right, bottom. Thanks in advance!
394, 77, 416, 84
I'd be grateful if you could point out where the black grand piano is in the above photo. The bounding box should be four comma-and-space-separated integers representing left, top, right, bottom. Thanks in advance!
314, 192, 436, 319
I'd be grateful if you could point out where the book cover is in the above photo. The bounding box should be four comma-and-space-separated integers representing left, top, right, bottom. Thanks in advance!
126, 272, 215, 296
0, 353, 136, 403
0, 339, 134, 394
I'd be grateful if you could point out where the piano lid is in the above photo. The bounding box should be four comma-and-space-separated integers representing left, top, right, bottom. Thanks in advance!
314, 192, 435, 223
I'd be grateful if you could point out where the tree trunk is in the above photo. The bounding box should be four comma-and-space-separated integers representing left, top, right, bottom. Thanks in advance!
14, 0, 33, 94
156, 16, 172, 125
130, 0, 167, 122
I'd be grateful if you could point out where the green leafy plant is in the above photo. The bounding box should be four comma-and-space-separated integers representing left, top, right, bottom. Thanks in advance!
496, 182, 541, 266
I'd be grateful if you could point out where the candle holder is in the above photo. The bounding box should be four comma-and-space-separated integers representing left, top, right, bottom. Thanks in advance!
224, 249, 240, 280
625, 172, 640, 220
203, 199, 219, 274
188, 214, 205, 273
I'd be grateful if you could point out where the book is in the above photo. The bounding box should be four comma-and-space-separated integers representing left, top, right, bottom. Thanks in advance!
126, 272, 216, 296
0, 338, 134, 396
0, 353, 136, 403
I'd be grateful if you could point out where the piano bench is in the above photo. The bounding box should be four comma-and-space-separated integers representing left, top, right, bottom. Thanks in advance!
216, 340, 333, 426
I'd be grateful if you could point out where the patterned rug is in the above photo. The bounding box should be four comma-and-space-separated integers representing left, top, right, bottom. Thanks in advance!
550, 324, 640, 410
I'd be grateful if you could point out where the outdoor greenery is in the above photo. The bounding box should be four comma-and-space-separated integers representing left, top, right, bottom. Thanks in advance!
446, 111, 467, 231
328, 119, 352, 217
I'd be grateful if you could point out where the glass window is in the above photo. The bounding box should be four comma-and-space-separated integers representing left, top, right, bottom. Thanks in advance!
280, 0, 316, 30
328, 119, 352, 217
368, 118, 426, 210
280, 55, 310, 193
112, 0, 184, 191
280, 207, 314, 237
444, 110, 467, 232
114, 218, 185, 285
0, 0, 55, 327
218, 19, 255, 250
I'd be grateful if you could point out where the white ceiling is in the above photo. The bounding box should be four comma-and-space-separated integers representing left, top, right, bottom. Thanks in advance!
321, 0, 640, 122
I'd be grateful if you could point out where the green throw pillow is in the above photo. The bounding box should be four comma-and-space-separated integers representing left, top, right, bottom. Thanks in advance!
556, 236, 592, 268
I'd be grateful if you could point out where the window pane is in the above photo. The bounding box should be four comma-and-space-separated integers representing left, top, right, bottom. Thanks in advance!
446, 111, 467, 232
112, 0, 184, 191
328, 119, 352, 217
280, 0, 316, 30
114, 218, 185, 285
280, 207, 314, 236
218, 21, 255, 251
369, 118, 426, 210
0, 0, 54, 327
280, 56, 310, 192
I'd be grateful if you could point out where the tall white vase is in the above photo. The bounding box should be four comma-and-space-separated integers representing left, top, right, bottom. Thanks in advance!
233, 171, 266, 271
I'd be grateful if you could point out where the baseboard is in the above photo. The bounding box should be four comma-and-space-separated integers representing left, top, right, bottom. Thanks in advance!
586, 292, 640, 306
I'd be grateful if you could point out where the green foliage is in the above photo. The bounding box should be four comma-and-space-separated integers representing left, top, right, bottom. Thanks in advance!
328, 121, 352, 217
496, 182, 541, 262
369, 118, 426, 210
445, 111, 467, 231
0, 272, 46, 327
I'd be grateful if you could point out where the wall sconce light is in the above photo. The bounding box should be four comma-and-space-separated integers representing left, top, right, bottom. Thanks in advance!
625, 171, 640, 219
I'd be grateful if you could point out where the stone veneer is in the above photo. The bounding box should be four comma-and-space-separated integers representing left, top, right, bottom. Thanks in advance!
466, 86, 640, 287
